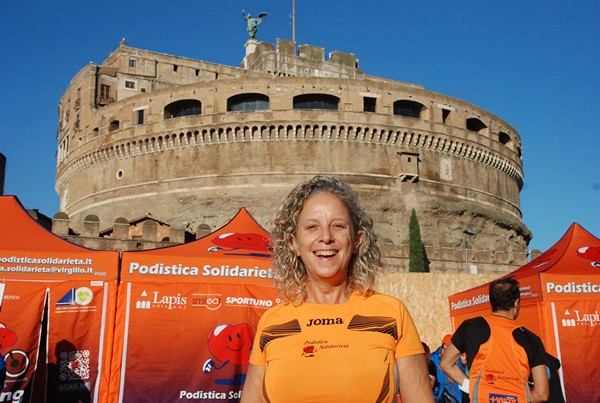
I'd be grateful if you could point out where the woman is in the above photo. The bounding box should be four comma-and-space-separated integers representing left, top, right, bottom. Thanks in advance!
241, 176, 433, 403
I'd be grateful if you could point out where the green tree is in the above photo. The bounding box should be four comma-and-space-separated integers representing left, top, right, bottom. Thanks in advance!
408, 209, 427, 272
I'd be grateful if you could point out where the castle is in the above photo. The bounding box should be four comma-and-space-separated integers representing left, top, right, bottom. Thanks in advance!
55, 38, 530, 273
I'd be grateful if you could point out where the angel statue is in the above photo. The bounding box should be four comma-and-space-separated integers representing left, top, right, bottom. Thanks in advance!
242, 10, 268, 40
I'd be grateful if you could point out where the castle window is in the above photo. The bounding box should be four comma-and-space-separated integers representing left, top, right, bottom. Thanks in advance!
499, 131, 511, 146
164, 99, 201, 119
129, 59, 136, 68
293, 94, 339, 110
125, 81, 135, 89
397, 151, 419, 182
363, 97, 376, 112
173, 65, 178, 72
466, 118, 488, 134
227, 93, 269, 112
109, 120, 120, 132
393, 100, 425, 118
100, 84, 111, 100
137, 110, 145, 125
442, 108, 451, 124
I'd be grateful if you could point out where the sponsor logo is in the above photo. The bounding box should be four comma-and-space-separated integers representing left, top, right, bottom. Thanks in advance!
136, 290, 151, 309
302, 345, 317, 357
129, 262, 199, 276
56, 287, 94, 306
450, 293, 489, 311
128, 262, 274, 279
488, 393, 518, 403
301, 339, 348, 357
179, 390, 241, 400
191, 294, 222, 310
135, 290, 187, 310
202, 265, 273, 279
306, 317, 343, 327
152, 291, 186, 310
225, 296, 273, 308
561, 308, 600, 327
546, 281, 600, 294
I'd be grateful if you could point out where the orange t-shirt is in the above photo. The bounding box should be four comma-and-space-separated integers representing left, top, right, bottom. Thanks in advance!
249, 292, 424, 403
470, 316, 534, 402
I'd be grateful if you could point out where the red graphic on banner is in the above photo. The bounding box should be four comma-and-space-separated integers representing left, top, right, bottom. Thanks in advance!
210, 232, 270, 256
576, 246, 600, 267
203, 323, 254, 385
0, 324, 17, 349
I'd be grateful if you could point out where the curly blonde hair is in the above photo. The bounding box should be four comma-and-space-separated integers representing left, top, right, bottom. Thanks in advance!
271, 176, 382, 303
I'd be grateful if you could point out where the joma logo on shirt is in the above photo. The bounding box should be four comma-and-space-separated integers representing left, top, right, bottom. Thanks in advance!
306, 318, 343, 326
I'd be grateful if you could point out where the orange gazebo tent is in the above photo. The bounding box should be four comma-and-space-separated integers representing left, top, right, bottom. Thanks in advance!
448, 223, 600, 402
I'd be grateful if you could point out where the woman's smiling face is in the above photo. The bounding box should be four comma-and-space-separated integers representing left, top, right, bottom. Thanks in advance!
291, 192, 362, 286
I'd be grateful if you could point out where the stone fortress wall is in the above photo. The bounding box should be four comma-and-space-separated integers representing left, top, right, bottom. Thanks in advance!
55, 38, 531, 273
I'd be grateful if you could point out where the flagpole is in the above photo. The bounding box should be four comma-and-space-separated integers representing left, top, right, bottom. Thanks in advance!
292, 0, 296, 43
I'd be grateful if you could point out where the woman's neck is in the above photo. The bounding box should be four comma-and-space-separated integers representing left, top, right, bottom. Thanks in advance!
305, 282, 349, 304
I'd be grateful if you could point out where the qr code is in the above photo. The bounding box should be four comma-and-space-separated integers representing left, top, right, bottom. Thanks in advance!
59, 349, 91, 381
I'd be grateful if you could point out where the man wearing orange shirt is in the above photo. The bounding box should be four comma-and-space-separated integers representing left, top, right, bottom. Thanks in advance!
440, 278, 549, 403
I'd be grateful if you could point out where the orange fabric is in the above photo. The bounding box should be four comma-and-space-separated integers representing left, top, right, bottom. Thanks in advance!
448, 223, 600, 401
0, 196, 119, 402
109, 207, 277, 402
442, 333, 453, 345
250, 292, 424, 402
469, 316, 531, 402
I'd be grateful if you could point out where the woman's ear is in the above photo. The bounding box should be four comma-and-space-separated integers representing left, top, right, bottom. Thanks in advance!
290, 234, 301, 256
354, 230, 364, 253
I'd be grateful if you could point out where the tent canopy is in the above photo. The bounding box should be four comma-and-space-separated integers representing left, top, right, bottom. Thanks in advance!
120, 207, 273, 284
0, 195, 118, 281
449, 223, 600, 319
447, 223, 600, 402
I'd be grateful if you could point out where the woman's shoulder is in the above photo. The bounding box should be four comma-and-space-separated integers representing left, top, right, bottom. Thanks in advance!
258, 300, 298, 321
351, 291, 408, 311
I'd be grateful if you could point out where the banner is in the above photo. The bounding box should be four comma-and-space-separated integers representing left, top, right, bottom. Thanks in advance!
0, 196, 119, 403
552, 300, 600, 402
46, 280, 117, 403
111, 208, 278, 402
115, 282, 277, 402
0, 281, 46, 403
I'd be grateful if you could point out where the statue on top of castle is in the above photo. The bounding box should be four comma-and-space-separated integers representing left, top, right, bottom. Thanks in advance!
242, 10, 268, 41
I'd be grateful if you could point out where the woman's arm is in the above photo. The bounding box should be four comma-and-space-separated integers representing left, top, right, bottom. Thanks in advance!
240, 364, 264, 403
396, 354, 435, 403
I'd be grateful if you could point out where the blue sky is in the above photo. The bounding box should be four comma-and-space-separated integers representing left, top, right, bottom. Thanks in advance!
1, 1, 598, 253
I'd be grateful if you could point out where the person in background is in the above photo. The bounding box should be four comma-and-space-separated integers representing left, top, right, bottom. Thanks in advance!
422, 342, 437, 389
241, 176, 433, 403
0, 354, 5, 390
439, 277, 549, 403
430, 334, 466, 403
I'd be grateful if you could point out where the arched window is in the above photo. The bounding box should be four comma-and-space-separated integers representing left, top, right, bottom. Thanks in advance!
293, 94, 339, 110
393, 100, 425, 118
164, 99, 201, 119
227, 93, 269, 111
109, 120, 120, 132
466, 118, 488, 134
498, 131, 511, 146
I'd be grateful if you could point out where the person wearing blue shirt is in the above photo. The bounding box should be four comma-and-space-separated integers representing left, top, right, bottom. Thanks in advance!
0, 354, 6, 390
430, 334, 467, 403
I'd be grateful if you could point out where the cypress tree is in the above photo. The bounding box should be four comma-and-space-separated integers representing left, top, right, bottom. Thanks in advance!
408, 209, 426, 272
